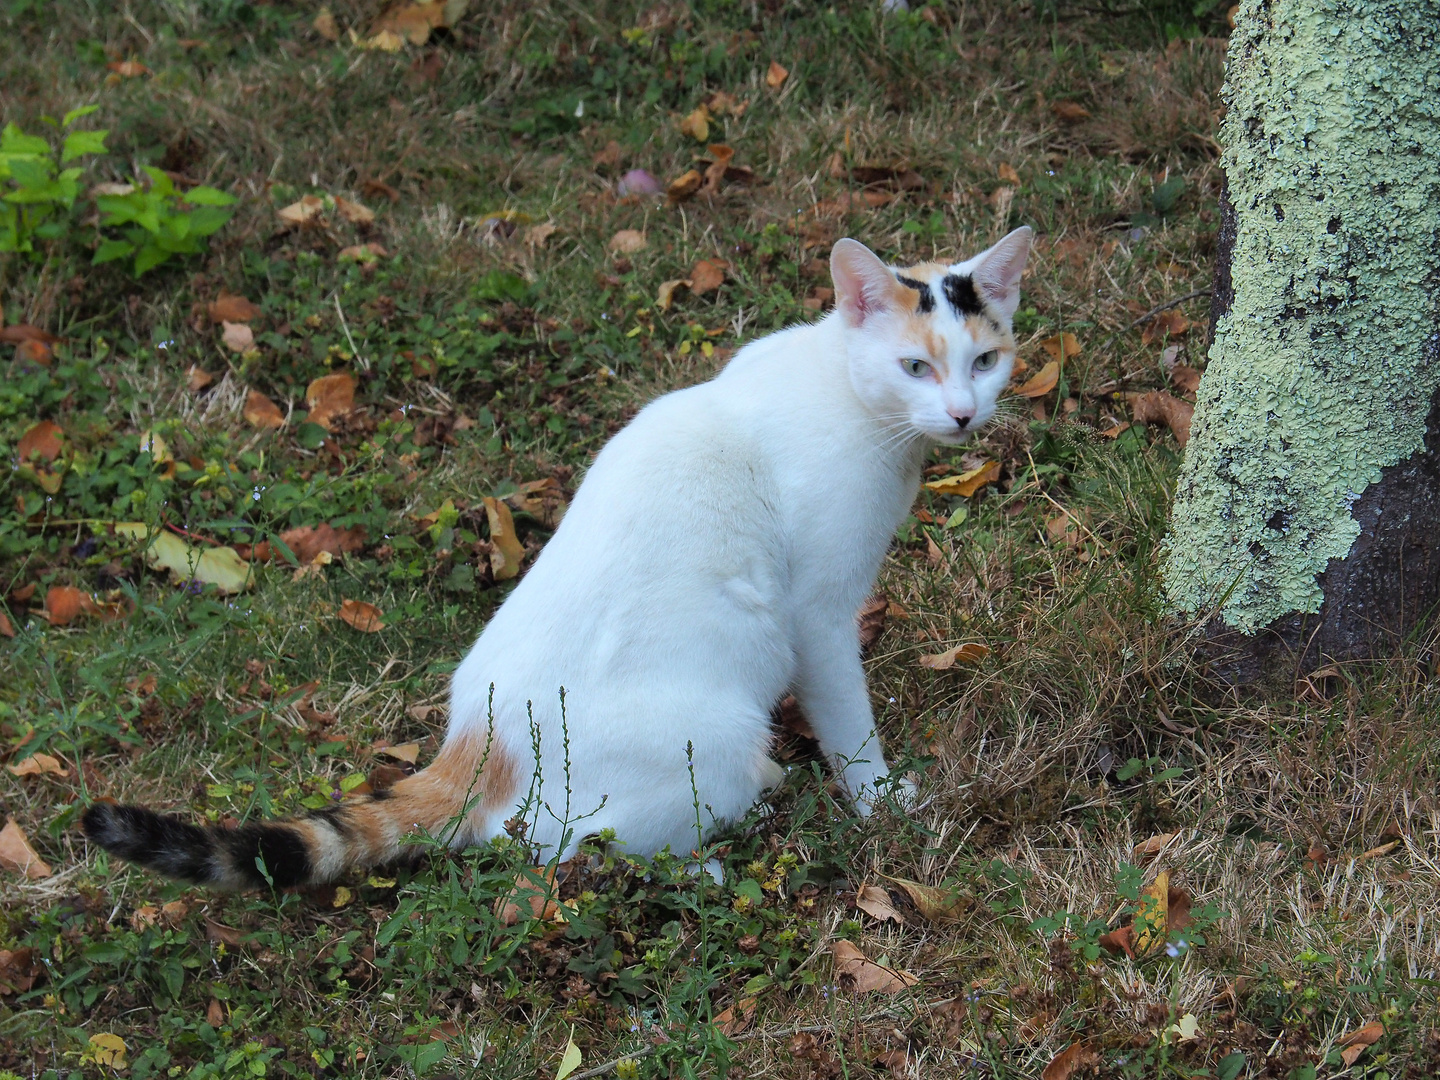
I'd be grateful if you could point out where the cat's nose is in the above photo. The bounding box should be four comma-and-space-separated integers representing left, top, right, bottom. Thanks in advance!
949, 409, 974, 429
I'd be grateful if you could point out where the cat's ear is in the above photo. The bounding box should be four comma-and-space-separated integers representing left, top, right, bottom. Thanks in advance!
831, 238, 899, 327
969, 226, 1033, 320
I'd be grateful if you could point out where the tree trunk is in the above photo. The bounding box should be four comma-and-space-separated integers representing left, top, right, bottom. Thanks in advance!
1164, 0, 1440, 686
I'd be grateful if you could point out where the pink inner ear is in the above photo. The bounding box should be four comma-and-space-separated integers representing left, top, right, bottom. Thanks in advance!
832, 240, 895, 324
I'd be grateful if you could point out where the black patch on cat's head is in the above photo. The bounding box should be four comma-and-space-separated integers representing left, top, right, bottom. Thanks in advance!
894, 275, 935, 314
941, 274, 984, 318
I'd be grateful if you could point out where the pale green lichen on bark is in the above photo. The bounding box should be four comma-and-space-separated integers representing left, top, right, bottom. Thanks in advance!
1163, 0, 1440, 633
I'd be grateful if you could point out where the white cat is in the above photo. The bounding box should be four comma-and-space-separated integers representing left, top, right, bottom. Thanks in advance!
83, 227, 1032, 888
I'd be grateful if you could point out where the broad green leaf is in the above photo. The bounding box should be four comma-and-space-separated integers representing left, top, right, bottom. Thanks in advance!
0, 122, 49, 156
182, 184, 237, 206
8, 157, 54, 190
60, 128, 107, 163
133, 241, 171, 275
189, 205, 233, 236
141, 164, 174, 196
63, 104, 100, 126
92, 238, 135, 264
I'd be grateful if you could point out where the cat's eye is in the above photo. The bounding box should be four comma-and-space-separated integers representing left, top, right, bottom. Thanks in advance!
972, 351, 999, 372
902, 358, 932, 378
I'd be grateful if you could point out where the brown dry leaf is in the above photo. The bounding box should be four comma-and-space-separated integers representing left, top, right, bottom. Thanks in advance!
1338, 1021, 1385, 1067
6, 753, 68, 778
338, 599, 385, 632
525, 223, 558, 249
208, 293, 261, 324
206, 998, 225, 1027
857, 594, 888, 654
1354, 839, 1401, 864
371, 0, 461, 45
885, 876, 969, 924
335, 196, 375, 225
243, 390, 286, 429
678, 105, 711, 143
313, 6, 339, 40
666, 169, 704, 205
495, 866, 562, 926
0, 611, 13, 638
1132, 391, 1194, 446
1051, 101, 1091, 122
221, 321, 254, 353
1132, 870, 1170, 956
18, 420, 64, 463
377, 742, 421, 765
0, 324, 60, 345
1141, 308, 1191, 345
1015, 360, 1060, 398
205, 919, 247, 947
924, 460, 1000, 498
187, 365, 215, 392
0, 818, 51, 879
277, 195, 325, 226
305, 372, 357, 430
832, 940, 917, 994
775, 695, 815, 740
483, 496, 526, 581
1133, 832, 1179, 861
608, 229, 647, 254
715, 996, 757, 1037
1170, 364, 1202, 395
16, 339, 52, 365
690, 258, 726, 294
855, 884, 904, 924
107, 60, 149, 78
1100, 421, 1131, 438
276, 524, 366, 565
656, 279, 692, 311
875, 1050, 911, 1079
1045, 513, 1085, 548
997, 162, 1021, 185
704, 90, 748, 117
1040, 333, 1083, 362
44, 586, 101, 626
1098, 923, 1135, 959
765, 60, 789, 89
1041, 1041, 1099, 1080
918, 643, 990, 670
338, 242, 388, 263
0, 947, 41, 995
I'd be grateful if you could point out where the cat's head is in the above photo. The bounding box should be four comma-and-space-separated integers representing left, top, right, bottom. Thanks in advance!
831, 227, 1032, 445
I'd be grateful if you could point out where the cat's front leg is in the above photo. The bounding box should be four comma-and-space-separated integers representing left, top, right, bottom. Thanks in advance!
791, 621, 897, 814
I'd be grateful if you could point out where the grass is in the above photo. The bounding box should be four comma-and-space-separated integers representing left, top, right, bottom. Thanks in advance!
1, 1, 1437, 1077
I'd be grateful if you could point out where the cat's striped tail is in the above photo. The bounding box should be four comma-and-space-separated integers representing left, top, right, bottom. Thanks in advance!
81, 733, 517, 890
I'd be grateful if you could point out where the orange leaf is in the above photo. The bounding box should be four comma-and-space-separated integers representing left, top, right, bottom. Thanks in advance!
16, 339, 52, 366
1132, 831, 1179, 861
335, 196, 375, 225
917, 642, 989, 670
0, 947, 41, 995
997, 163, 1021, 185
483, 496, 526, 581
1141, 308, 1191, 345
187, 366, 215, 392
1098, 924, 1135, 958
494, 866, 563, 926
6, 753, 68, 778
1014, 360, 1059, 398
690, 258, 726, 294
831, 940, 917, 994
1042, 1041, 1098, 1080
924, 460, 1000, 497
305, 372, 357, 430
43, 586, 100, 626
715, 996, 757, 1037
0, 324, 61, 345
243, 390, 286, 429
765, 60, 789, 89
277, 195, 325, 226
666, 170, 704, 205
207, 293, 262, 324
17, 420, 64, 463
0, 817, 52, 880
678, 106, 711, 143
274, 524, 366, 565
107, 60, 149, 78
0, 611, 13, 638
1170, 364, 1201, 395
1338, 1021, 1385, 1067
1132, 391, 1194, 446
337, 599, 385, 632
1051, 101, 1091, 122
1040, 333, 1082, 362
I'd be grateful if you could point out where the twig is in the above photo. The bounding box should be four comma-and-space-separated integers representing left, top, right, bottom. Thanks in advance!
333, 293, 369, 371
1094, 288, 1212, 361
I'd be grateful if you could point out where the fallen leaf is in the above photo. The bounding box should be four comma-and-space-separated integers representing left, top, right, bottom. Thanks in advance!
6, 753, 68, 778
206, 998, 225, 1026
114, 525, 254, 594
338, 242, 389, 262
275, 524, 366, 565
16, 339, 52, 365
774, 694, 815, 740
918, 642, 989, 670
0, 611, 12, 638
832, 939, 917, 994
1051, 101, 1091, 122
338, 599, 385, 632
313, 6, 339, 40
88, 1033, 128, 1069
1354, 839, 1401, 864
525, 223, 559, 249
0, 947, 40, 995
716, 996, 757, 1037
1046, 513, 1085, 548
1100, 422, 1131, 438
107, 60, 149, 78
1338, 1021, 1385, 1067
1041, 1041, 1098, 1080
1304, 841, 1329, 872
43, 586, 101, 626
1098, 924, 1135, 958
1133, 831, 1179, 861
495, 866, 563, 926
1132, 869, 1170, 957
17, 420, 64, 464
243, 390, 286, 429
132, 906, 161, 931
857, 594, 888, 654
1170, 364, 1202, 395
678, 105, 711, 143
187, 365, 215, 392
305, 372, 357, 430
998, 163, 1021, 185
483, 496, 526, 581
205, 919, 247, 946
0, 324, 60, 345
0, 818, 52, 879
221, 321, 254, 353
1141, 308, 1191, 345
370, 0, 466, 45
875, 1049, 910, 1079
690, 258, 726, 295
377, 742, 420, 764
703, 90, 748, 117
884, 876, 970, 923
855, 884, 904, 924
608, 229, 647, 253
1132, 391, 1194, 446
160, 899, 189, 925
924, 460, 1000, 497
555, 1029, 582, 1080
656, 279, 692, 311
1040, 333, 1083, 362
208, 293, 261, 323
765, 60, 789, 89
277, 195, 325, 226
361, 178, 400, 202
666, 169, 704, 205
335, 196, 374, 225
1015, 360, 1060, 398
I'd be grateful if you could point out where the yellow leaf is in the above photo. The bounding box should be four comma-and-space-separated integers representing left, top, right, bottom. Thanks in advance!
89, 1033, 128, 1068
555, 1028, 582, 1080
0, 817, 52, 879
1014, 359, 1059, 397
765, 60, 789, 89
331, 886, 353, 908
483, 496, 526, 581
678, 106, 711, 143
1040, 332, 1082, 361
656, 279, 692, 311
6, 753, 68, 778
924, 460, 1000, 497
1133, 869, 1169, 957
917, 643, 989, 670
115, 524, 254, 594
277, 194, 325, 226
377, 742, 420, 764
338, 598, 385, 632
882, 876, 970, 924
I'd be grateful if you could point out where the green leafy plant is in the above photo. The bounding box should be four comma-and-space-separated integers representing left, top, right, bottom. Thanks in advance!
93, 166, 237, 275
0, 107, 107, 255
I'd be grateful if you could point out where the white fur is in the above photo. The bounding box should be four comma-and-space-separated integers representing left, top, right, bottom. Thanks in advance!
448, 229, 1032, 861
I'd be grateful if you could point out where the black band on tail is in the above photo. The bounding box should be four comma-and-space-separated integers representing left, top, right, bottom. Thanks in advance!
82, 803, 314, 889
